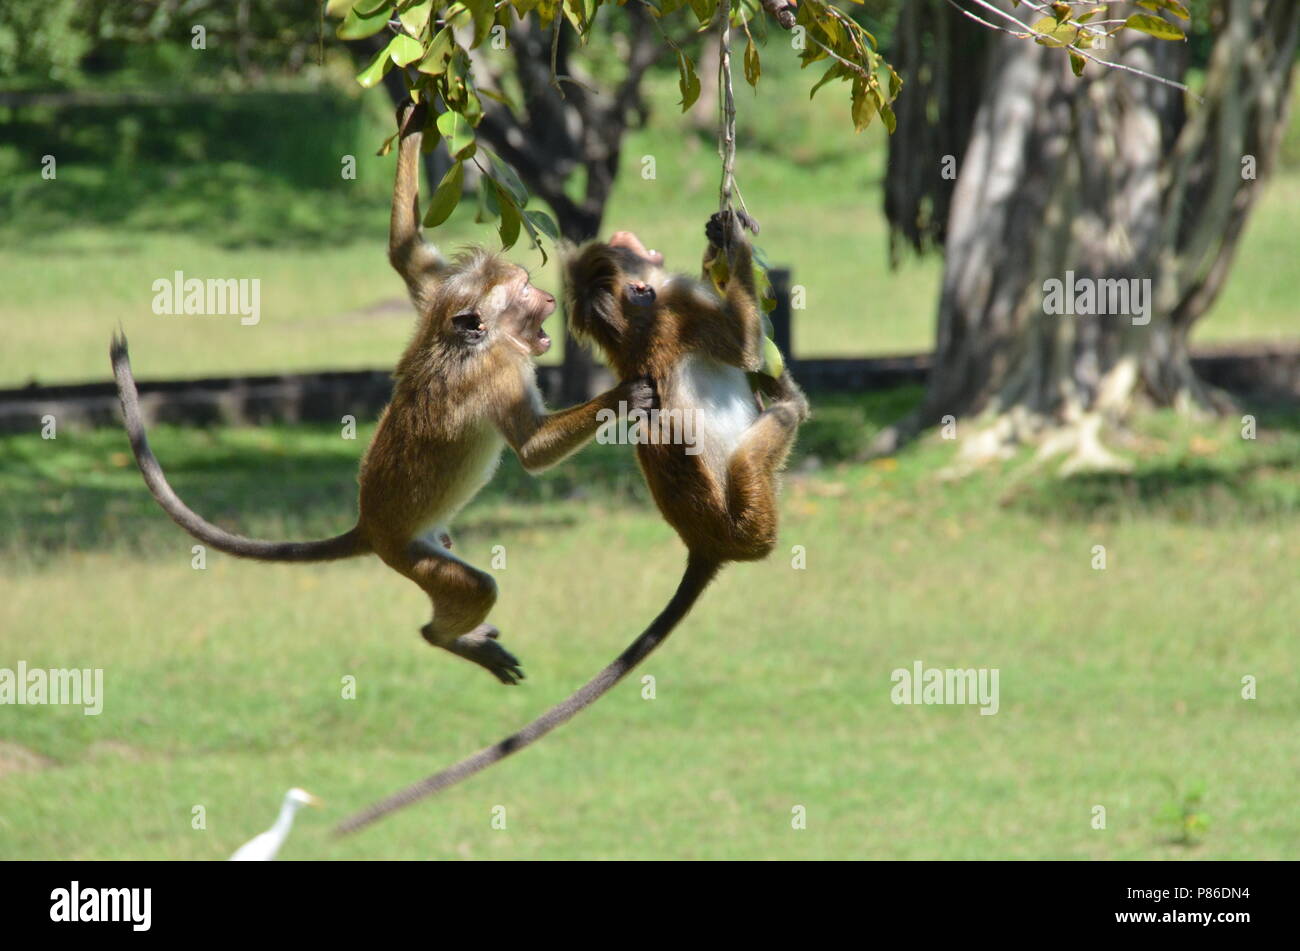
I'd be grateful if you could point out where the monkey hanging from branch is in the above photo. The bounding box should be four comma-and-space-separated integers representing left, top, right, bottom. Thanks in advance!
110, 100, 654, 685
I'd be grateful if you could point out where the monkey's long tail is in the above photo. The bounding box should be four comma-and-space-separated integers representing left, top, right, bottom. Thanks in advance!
335, 552, 721, 835
110, 331, 368, 563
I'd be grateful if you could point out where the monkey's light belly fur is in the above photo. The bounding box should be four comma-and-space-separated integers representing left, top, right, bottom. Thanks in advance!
671, 353, 759, 482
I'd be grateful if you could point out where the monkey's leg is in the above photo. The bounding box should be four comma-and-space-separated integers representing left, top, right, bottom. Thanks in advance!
761, 370, 810, 423
402, 543, 523, 685
721, 401, 804, 559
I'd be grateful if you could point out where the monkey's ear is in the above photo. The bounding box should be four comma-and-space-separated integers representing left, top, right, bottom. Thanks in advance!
451, 312, 487, 345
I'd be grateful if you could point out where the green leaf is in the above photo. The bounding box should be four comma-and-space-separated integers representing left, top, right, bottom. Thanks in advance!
484, 150, 530, 205
399, 0, 434, 36
338, 3, 393, 39
1030, 16, 1078, 48
325, 0, 362, 17
743, 38, 761, 88
817, 12, 847, 49
686, 0, 716, 26
476, 174, 501, 223
355, 45, 394, 88
355, 0, 393, 13
419, 104, 442, 153
1137, 0, 1190, 19
677, 51, 701, 111
885, 63, 902, 100
423, 161, 465, 228
877, 99, 896, 134
436, 110, 476, 158
416, 26, 455, 74
809, 61, 847, 99
519, 212, 552, 263
561, 0, 588, 35
478, 87, 518, 110
850, 79, 873, 132
523, 209, 560, 241
760, 336, 785, 380
444, 48, 472, 109
496, 187, 522, 250
1124, 13, 1185, 41
534, 0, 560, 27
466, 0, 498, 47
1069, 50, 1086, 76
461, 77, 484, 125
388, 33, 424, 66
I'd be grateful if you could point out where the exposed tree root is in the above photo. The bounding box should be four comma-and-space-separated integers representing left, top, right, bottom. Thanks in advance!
932, 356, 1236, 482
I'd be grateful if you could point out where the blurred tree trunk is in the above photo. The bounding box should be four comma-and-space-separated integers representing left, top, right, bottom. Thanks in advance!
875, 0, 1300, 473
883, 0, 990, 259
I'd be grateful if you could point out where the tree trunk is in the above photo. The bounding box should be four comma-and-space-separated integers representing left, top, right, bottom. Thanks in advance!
883, 0, 990, 259
874, 0, 1300, 473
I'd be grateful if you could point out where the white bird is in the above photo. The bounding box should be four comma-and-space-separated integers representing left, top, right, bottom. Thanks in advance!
229, 787, 323, 861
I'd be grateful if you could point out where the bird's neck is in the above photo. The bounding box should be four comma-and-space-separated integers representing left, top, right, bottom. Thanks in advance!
269, 801, 300, 839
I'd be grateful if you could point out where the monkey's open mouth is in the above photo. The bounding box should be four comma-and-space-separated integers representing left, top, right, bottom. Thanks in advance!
532, 317, 552, 355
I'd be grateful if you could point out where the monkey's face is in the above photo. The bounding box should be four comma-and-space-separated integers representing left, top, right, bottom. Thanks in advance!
503, 269, 558, 356
563, 234, 667, 363
605, 232, 667, 317
448, 265, 556, 358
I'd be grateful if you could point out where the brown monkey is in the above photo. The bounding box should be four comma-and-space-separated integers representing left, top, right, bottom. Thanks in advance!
110, 100, 652, 685
335, 210, 808, 834
566, 212, 809, 572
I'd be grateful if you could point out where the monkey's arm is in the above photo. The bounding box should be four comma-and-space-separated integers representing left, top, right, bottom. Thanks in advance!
389, 102, 447, 301
496, 381, 651, 474
689, 229, 764, 372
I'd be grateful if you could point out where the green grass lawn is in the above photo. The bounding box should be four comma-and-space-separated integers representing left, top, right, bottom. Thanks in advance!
1, 68, 1296, 387
2, 47, 1298, 861
2, 395, 1298, 859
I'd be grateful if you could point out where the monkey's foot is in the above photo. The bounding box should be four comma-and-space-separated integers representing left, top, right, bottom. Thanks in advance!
428, 623, 525, 685
768, 368, 810, 422
781, 385, 811, 424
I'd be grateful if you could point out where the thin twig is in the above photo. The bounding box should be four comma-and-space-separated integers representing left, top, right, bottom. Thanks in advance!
717, 3, 737, 214
946, 0, 1198, 99
550, 17, 565, 99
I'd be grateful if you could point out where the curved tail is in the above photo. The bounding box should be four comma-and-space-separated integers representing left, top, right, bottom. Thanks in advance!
110, 331, 368, 563
336, 551, 721, 835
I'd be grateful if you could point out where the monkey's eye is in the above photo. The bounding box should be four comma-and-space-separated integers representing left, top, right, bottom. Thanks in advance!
452, 312, 486, 344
